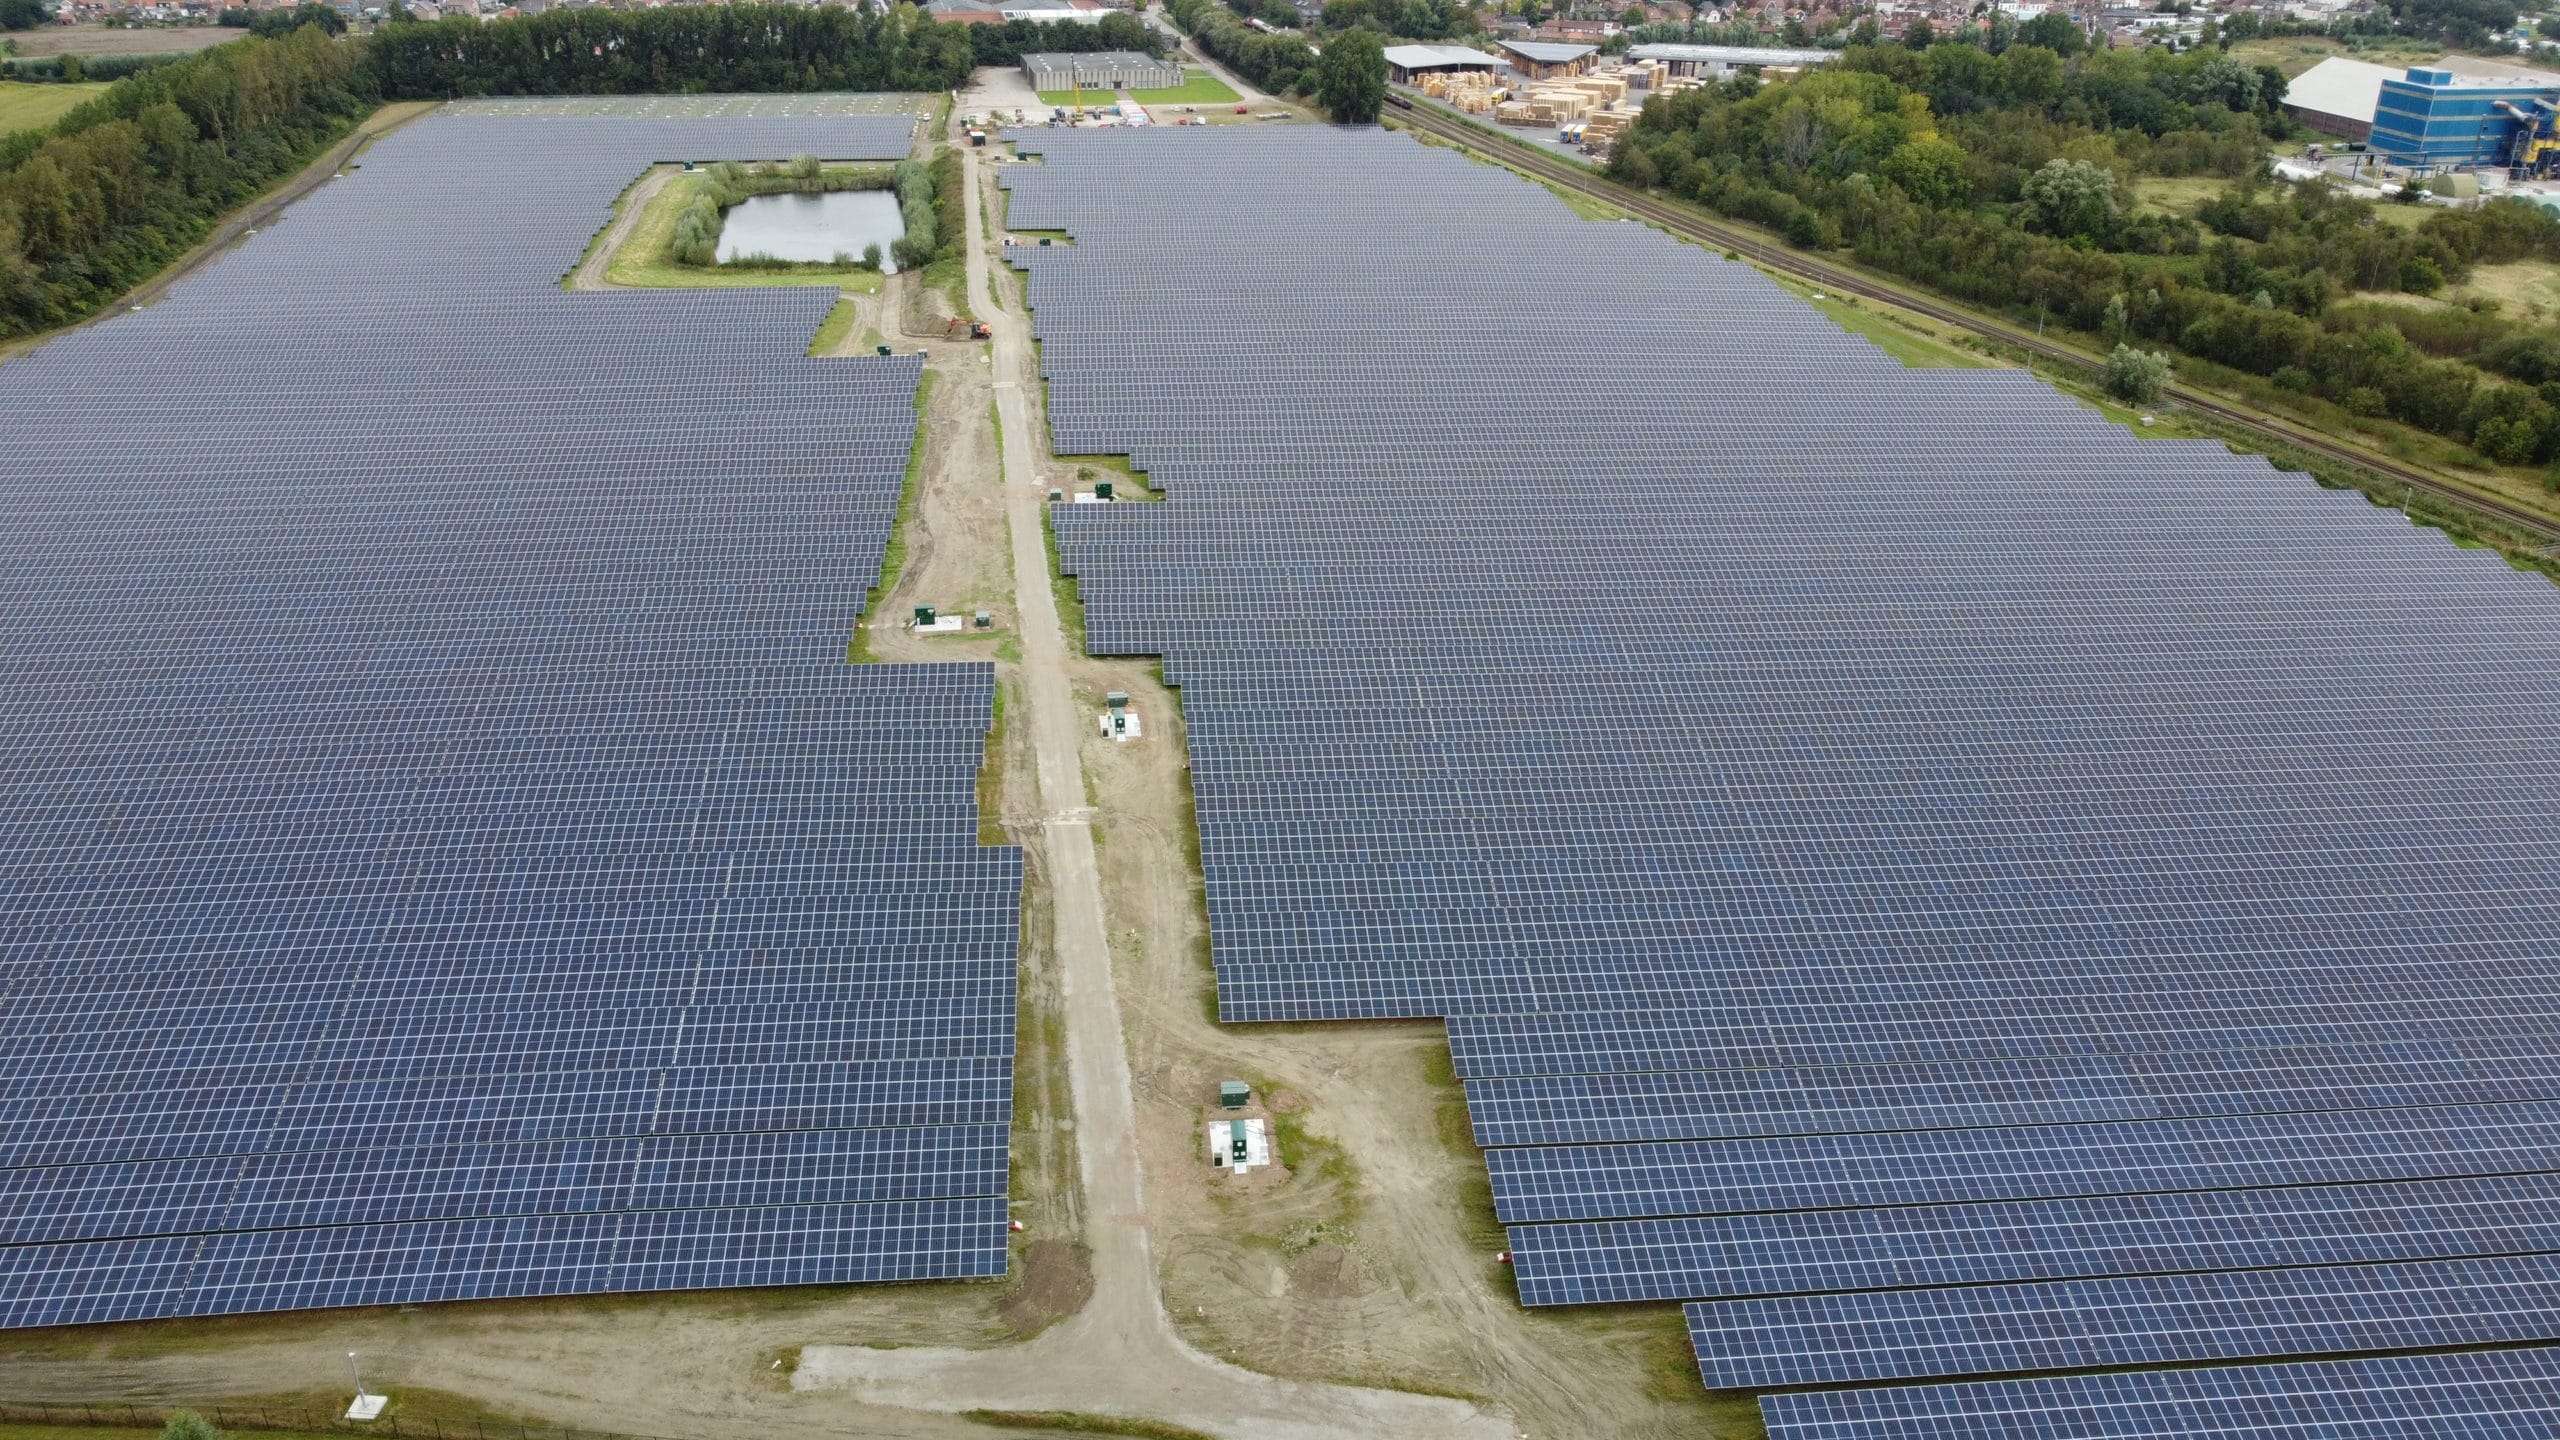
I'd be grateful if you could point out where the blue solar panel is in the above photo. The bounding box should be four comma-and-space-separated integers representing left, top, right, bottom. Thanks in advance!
1485, 1101, 2560, 1223
1002, 124, 2560, 1403
1505, 1171, 2560, 1305
1462, 1038, 2560, 1146
1690, 1252, 2560, 1387
0, 97, 1017, 1325
1760, 1346, 2560, 1439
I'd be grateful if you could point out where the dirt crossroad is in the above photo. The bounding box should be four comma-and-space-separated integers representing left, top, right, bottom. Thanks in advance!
791, 138, 1514, 1440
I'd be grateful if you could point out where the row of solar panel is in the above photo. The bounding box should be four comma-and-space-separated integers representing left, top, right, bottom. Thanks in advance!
1005, 126, 2560, 1428
1, 1124, 1010, 1244
0, 1197, 1007, 1331
0, 104, 1021, 1320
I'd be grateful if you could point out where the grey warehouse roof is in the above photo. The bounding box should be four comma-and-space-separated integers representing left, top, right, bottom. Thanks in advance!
1383, 43, 1502, 70
1499, 39, 1598, 62
1628, 42, 1837, 66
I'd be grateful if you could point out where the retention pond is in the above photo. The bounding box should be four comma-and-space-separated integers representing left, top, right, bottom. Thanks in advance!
717, 189, 905, 267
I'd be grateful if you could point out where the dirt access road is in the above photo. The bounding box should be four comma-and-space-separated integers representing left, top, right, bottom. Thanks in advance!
568, 165, 677, 291
892, 130, 1750, 1440
794, 139, 1510, 1440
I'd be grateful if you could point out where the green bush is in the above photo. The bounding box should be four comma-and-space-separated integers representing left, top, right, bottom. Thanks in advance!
2103, 344, 2172, 405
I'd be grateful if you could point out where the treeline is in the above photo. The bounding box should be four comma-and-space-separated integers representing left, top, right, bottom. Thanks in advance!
1611, 39, 2560, 468
368, 5, 1156, 98
369, 7, 975, 95
1166, 0, 1317, 96
222, 3, 346, 37
4, 51, 191, 84
0, 26, 371, 336
889, 149, 963, 270
964, 12, 1162, 68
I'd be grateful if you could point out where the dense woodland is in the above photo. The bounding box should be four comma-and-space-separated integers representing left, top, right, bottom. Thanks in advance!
1165, 0, 1321, 96
1610, 37, 2560, 471
366, 6, 1156, 97
0, 26, 371, 336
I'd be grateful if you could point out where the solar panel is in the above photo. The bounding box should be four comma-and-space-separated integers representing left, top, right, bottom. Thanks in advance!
0, 97, 1018, 1326
1760, 1346, 2560, 1439
1690, 1252, 2560, 1387
1505, 1171, 2560, 1305
1001, 124, 2560, 1402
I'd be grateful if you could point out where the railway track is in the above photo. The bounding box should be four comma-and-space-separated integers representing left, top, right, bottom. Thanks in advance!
1385, 93, 2560, 546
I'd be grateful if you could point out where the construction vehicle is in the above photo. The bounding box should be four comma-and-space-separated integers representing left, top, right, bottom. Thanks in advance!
2496, 96, 2560, 178
944, 316, 993, 340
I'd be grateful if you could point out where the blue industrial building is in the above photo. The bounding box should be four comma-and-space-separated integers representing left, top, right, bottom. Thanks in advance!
2371, 66, 2560, 171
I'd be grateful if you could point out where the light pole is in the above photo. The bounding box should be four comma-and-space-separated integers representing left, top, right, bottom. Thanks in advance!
345, 1350, 387, 1423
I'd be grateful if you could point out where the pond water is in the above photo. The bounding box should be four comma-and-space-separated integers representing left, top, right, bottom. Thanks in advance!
716, 189, 907, 269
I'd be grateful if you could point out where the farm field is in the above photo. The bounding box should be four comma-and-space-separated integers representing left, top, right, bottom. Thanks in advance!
8, 24, 240, 57
0, 81, 108, 137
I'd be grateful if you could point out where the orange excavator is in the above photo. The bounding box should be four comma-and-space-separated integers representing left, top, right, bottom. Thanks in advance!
944, 316, 994, 340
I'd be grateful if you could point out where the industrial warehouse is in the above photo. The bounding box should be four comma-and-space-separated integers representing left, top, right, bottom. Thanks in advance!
1023, 49, 1186, 94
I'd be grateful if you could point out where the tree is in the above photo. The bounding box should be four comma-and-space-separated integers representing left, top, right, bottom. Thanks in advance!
2015, 12, 2083, 53
2103, 344, 2171, 404
0, 0, 45, 31
248, 2, 347, 36
1619, 4, 1648, 25
1879, 138, 1971, 208
2019, 157, 2118, 241
1903, 16, 1935, 47
1316, 27, 1387, 123
162, 1414, 221, 1440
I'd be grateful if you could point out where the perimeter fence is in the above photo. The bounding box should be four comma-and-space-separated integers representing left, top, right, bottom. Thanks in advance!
0, 1400, 686, 1440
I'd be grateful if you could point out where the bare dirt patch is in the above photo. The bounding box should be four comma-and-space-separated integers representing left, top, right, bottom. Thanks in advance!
860, 338, 1016, 664
998, 1240, 1096, 1339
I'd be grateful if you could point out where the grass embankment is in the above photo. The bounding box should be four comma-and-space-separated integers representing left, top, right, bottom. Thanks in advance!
1041, 506, 1087, 651
1796, 287, 1990, 369
849, 367, 938, 663
609, 170, 888, 291
0, 81, 110, 137
978, 679, 1009, 846
807, 295, 860, 355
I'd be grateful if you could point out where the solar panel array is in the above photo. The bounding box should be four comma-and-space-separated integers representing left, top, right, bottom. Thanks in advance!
0, 99, 1023, 1327
1008, 126, 2560, 1428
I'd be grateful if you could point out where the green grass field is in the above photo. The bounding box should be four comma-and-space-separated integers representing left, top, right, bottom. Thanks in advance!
1039, 69, 1242, 108
2228, 35, 2443, 77
0, 82, 111, 139
1130, 70, 1243, 105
